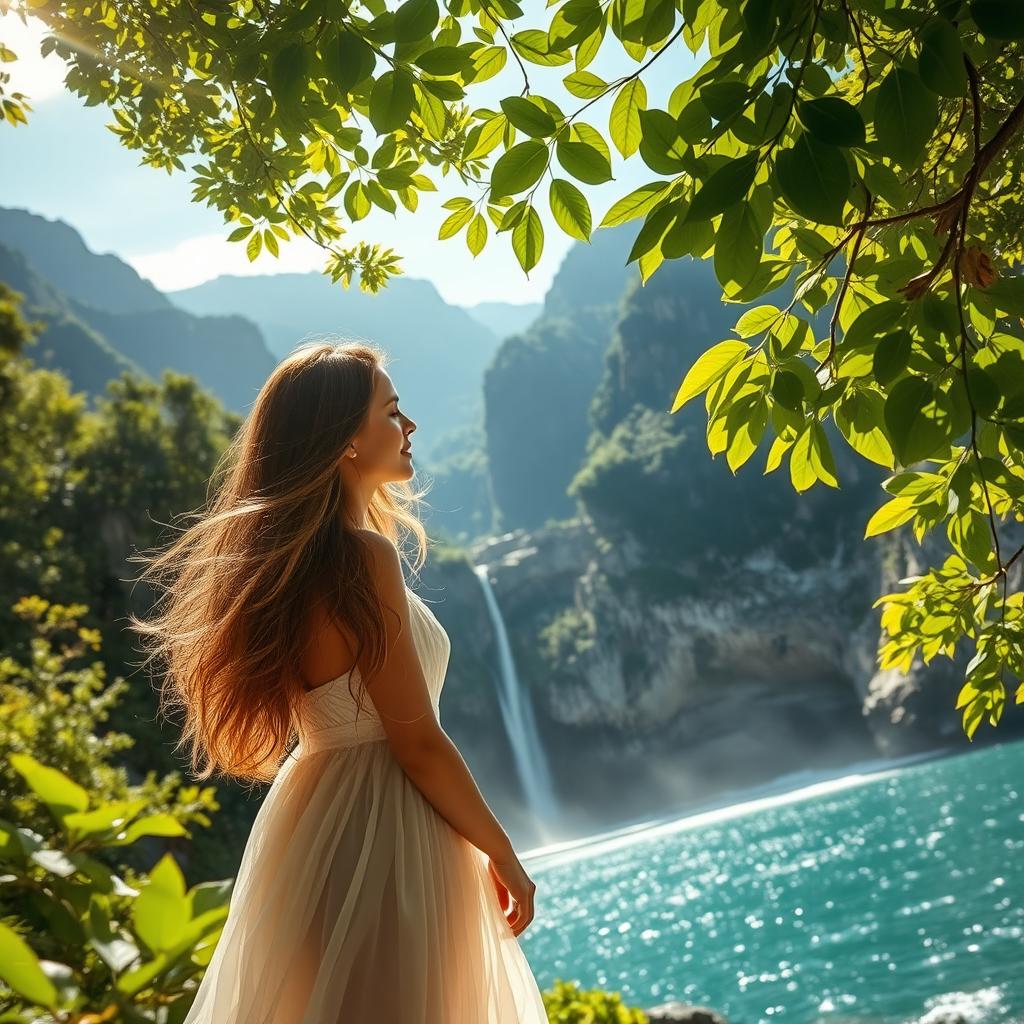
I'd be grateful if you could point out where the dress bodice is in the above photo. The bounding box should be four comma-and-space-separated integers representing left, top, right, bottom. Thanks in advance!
293, 586, 451, 756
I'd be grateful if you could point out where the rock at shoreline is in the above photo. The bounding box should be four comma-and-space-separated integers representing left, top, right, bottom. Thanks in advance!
644, 1001, 728, 1024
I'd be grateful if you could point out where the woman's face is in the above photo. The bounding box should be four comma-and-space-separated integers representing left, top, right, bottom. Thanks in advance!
347, 366, 417, 483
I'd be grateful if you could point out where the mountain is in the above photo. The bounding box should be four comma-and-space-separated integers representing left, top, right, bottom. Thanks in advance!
0, 207, 278, 413
0, 207, 171, 315
462, 301, 542, 341
483, 224, 639, 531
0, 241, 141, 398
168, 273, 503, 460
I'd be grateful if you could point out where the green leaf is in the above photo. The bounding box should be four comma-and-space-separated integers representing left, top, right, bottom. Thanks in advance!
599, 181, 669, 227
114, 813, 189, 846
549, 0, 603, 48
918, 19, 968, 96
775, 132, 850, 226
626, 202, 676, 263
439, 204, 475, 239
414, 46, 471, 76
884, 375, 951, 464
771, 370, 805, 412
637, 108, 688, 173
843, 300, 905, 349
344, 181, 371, 221
268, 41, 309, 107
575, 19, 606, 70
671, 340, 750, 412
63, 798, 149, 838
464, 114, 507, 161
564, 70, 607, 99
466, 212, 488, 256
471, 45, 509, 81
864, 495, 917, 537
965, 365, 1000, 417
132, 853, 189, 953
369, 70, 417, 134
491, 140, 548, 198
500, 97, 556, 138
789, 424, 817, 493
326, 30, 375, 93
687, 153, 757, 221
873, 329, 912, 385
873, 66, 938, 166
610, 79, 646, 159
9, 754, 89, 822
555, 138, 613, 184
0, 923, 58, 1008
392, 0, 439, 42
735, 304, 781, 338
549, 178, 592, 240
742, 0, 778, 52
510, 29, 572, 66
797, 97, 865, 147
511, 206, 544, 272
808, 420, 839, 488
700, 80, 749, 120
970, 0, 1024, 39
714, 204, 762, 289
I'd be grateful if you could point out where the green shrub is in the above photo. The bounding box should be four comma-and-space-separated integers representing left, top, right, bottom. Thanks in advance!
0, 597, 228, 1021
543, 977, 650, 1023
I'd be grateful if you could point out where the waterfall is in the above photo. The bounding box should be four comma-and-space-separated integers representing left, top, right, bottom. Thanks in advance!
473, 564, 560, 827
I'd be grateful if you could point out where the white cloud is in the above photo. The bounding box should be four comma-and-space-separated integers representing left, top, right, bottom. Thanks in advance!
126, 204, 567, 306
124, 232, 327, 293
2, 13, 67, 104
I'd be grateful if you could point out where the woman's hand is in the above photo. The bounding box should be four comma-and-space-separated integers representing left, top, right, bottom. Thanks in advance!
487, 851, 537, 937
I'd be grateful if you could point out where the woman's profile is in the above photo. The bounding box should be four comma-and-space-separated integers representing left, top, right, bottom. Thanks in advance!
129, 340, 549, 1023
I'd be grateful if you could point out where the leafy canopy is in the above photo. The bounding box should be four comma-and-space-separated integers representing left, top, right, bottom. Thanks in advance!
5, 0, 1024, 737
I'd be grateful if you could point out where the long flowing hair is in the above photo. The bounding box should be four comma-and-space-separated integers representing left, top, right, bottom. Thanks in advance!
128, 340, 431, 788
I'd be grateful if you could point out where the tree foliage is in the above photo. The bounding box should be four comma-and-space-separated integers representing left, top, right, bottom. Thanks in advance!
5, 0, 1024, 735
0, 597, 227, 1021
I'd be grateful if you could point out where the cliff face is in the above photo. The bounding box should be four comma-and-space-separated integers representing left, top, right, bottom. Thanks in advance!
433, 243, 1024, 848
430, 515, 1024, 849
483, 225, 640, 532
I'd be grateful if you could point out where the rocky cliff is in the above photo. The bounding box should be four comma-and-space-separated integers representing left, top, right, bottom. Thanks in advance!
428, 241, 1024, 849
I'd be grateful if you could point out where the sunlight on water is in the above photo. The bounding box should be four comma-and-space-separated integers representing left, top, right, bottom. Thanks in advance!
519, 740, 1024, 1024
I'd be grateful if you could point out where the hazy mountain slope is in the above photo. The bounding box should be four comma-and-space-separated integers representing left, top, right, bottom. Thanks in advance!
0, 241, 141, 399
170, 272, 503, 455
0, 209, 278, 413
0, 207, 171, 315
462, 301, 542, 341
483, 225, 639, 530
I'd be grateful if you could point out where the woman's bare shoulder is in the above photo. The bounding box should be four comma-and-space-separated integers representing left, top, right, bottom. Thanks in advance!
352, 530, 404, 592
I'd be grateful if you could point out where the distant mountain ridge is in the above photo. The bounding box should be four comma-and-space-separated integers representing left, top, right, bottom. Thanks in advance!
0, 207, 172, 315
462, 301, 542, 341
483, 223, 640, 530
0, 207, 277, 413
169, 271, 506, 460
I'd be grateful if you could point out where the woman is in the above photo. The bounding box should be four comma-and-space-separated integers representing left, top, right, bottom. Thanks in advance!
130, 340, 549, 1023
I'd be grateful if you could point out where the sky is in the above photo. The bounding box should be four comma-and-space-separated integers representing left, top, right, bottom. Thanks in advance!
1, 9, 697, 307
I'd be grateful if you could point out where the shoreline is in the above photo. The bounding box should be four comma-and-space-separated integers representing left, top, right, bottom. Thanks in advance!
521, 742, 960, 867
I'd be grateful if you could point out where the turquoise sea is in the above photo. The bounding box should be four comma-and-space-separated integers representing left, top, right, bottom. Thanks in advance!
520, 739, 1024, 1024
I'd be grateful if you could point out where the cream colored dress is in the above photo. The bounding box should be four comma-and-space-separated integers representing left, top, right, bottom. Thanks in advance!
183, 585, 549, 1023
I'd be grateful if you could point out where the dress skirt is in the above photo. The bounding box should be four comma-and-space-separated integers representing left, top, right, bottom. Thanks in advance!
182, 735, 549, 1023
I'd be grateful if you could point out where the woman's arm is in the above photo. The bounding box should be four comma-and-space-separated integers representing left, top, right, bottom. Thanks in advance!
356, 530, 517, 864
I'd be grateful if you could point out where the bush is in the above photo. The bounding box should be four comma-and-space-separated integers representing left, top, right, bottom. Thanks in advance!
543, 977, 650, 1023
0, 597, 228, 1021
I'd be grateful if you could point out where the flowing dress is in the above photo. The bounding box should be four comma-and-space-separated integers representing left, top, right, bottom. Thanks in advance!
183, 585, 549, 1023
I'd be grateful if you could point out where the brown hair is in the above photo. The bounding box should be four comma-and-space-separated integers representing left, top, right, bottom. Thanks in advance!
128, 340, 430, 789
